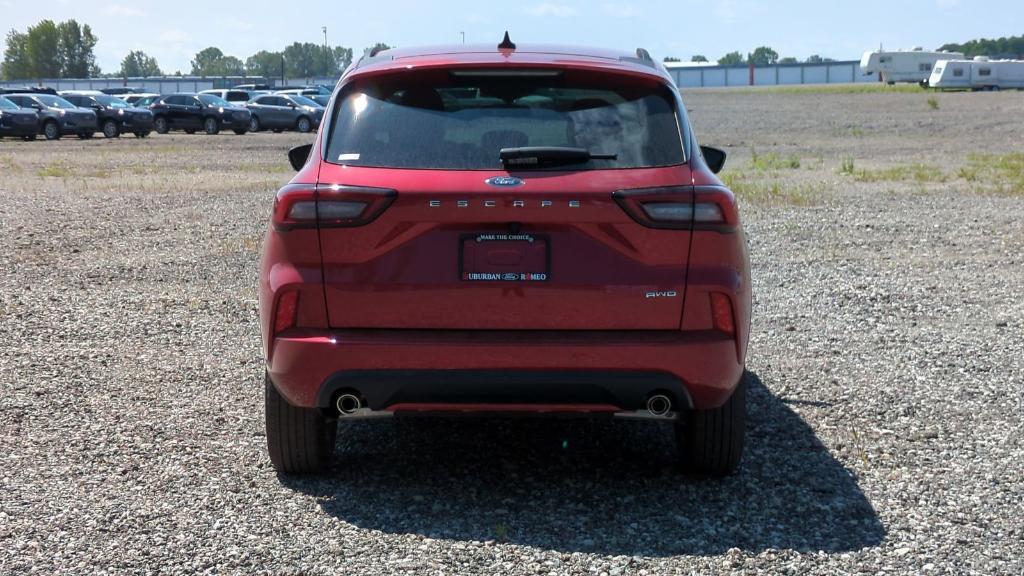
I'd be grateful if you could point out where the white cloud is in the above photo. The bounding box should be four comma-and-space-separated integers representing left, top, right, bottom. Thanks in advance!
526, 3, 576, 17
104, 3, 145, 17
601, 3, 636, 18
936, 0, 960, 7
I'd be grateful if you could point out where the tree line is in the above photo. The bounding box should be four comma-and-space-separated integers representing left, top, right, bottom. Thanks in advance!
663, 47, 835, 66
939, 34, 1024, 58
2, 19, 390, 80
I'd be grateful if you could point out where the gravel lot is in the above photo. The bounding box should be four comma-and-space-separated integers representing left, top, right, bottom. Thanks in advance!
2, 88, 1023, 575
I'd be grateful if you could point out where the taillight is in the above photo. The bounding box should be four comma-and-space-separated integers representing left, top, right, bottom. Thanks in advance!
710, 292, 735, 336
273, 290, 299, 336
272, 184, 396, 231
613, 186, 737, 231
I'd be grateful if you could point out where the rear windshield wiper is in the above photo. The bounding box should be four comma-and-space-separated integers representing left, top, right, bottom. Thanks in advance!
499, 147, 618, 168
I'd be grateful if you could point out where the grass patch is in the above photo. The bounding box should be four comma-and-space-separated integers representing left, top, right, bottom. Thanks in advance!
963, 153, 1024, 195
927, 96, 939, 110
839, 157, 855, 175
36, 162, 72, 178
721, 171, 825, 205
851, 164, 947, 183
749, 149, 801, 170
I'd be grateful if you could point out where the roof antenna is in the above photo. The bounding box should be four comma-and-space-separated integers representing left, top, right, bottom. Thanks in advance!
498, 31, 516, 50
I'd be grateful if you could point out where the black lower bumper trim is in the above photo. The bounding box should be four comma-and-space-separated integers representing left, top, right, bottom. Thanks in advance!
316, 370, 692, 412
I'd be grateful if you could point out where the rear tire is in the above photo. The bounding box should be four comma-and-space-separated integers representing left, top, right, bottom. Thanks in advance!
249, 116, 261, 132
296, 116, 312, 133
203, 117, 219, 135
265, 372, 337, 474
676, 374, 746, 476
154, 117, 169, 134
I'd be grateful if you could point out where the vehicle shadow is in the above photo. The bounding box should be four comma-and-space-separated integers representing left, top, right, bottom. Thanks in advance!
283, 371, 885, 556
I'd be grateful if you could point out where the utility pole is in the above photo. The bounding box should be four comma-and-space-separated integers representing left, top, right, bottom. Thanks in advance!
460, 31, 465, 44
323, 26, 329, 78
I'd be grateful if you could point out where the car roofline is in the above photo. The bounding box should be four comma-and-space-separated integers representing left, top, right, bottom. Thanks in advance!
344, 43, 672, 84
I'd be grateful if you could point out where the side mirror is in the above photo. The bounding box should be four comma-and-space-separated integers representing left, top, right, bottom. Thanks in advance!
288, 143, 313, 171
700, 145, 727, 174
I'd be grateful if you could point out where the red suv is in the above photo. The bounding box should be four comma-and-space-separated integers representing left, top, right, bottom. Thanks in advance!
260, 38, 751, 476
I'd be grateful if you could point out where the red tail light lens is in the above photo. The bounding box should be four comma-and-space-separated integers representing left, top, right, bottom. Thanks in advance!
273, 291, 299, 335
614, 186, 737, 231
272, 184, 396, 231
710, 292, 735, 336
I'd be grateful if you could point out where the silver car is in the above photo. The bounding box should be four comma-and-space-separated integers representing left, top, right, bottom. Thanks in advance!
245, 94, 324, 133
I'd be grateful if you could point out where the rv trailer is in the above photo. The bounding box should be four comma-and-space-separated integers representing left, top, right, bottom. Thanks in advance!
930, 57, 1024, 90
860, 47, 965, 85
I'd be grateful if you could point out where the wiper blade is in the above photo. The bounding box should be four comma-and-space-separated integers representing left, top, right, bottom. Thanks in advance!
499, 146, 617, 168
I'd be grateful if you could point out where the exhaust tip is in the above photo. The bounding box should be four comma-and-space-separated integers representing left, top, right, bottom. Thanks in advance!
336, 393, 362, 415
646, 394, 672, 417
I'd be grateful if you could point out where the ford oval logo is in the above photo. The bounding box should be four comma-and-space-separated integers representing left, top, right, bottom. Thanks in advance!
502, 273, 521, 281
486, 176, 524, 187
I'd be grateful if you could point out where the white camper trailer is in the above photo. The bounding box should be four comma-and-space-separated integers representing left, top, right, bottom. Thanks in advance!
860, 47, 965, 85
930, 57, 1024, 90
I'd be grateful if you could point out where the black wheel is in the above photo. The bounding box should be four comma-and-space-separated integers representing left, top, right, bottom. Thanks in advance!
134, 131, 150, 138
249, 116, 261, 132
43, 121, 60, 140
233, 128, 247, 135
676, 374, 746, 476
154, 116, 169, 134
102, 119, 120, 138
203, 117, 219, 135
265, 372, 337, 474
77, 132, 94, 140
296, 116, 312, 133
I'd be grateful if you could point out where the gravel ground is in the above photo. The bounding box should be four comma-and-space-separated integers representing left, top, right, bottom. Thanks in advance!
2, 89, 1023, 575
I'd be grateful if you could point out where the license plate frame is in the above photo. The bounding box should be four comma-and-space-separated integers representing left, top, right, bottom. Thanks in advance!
459, 233, 550, 282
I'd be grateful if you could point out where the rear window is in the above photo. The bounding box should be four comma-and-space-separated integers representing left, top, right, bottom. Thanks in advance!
325, 68, 684, 170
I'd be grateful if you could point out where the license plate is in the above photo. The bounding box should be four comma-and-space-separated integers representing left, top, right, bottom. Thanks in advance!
460, 233, 549, 282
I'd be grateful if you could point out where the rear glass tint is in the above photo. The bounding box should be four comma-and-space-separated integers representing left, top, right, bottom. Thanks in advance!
325, 69, 684, 170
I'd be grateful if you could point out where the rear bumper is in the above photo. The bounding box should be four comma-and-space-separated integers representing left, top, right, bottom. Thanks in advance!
267, 329, 743, 411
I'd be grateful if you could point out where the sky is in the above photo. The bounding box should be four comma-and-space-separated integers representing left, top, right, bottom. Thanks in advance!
0, 0, 1020, 74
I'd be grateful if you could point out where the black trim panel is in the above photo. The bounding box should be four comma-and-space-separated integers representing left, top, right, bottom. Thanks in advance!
316, 369, 693, 412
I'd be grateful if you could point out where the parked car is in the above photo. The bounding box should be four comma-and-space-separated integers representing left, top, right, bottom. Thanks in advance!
150, 93, 251, 135
129, 94, 162, 108
123, 93, 160, 106
199, 89, 255, 107
232, 83, 272, 91
61, 93, 153, 138
0, 95, 40, 140
1, 86, 59, 96
259, 40, 751, 476
276, 88, 330, 107
101, 87, 144, 95
246, 93, 323, 133
4, 93, 98, 140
